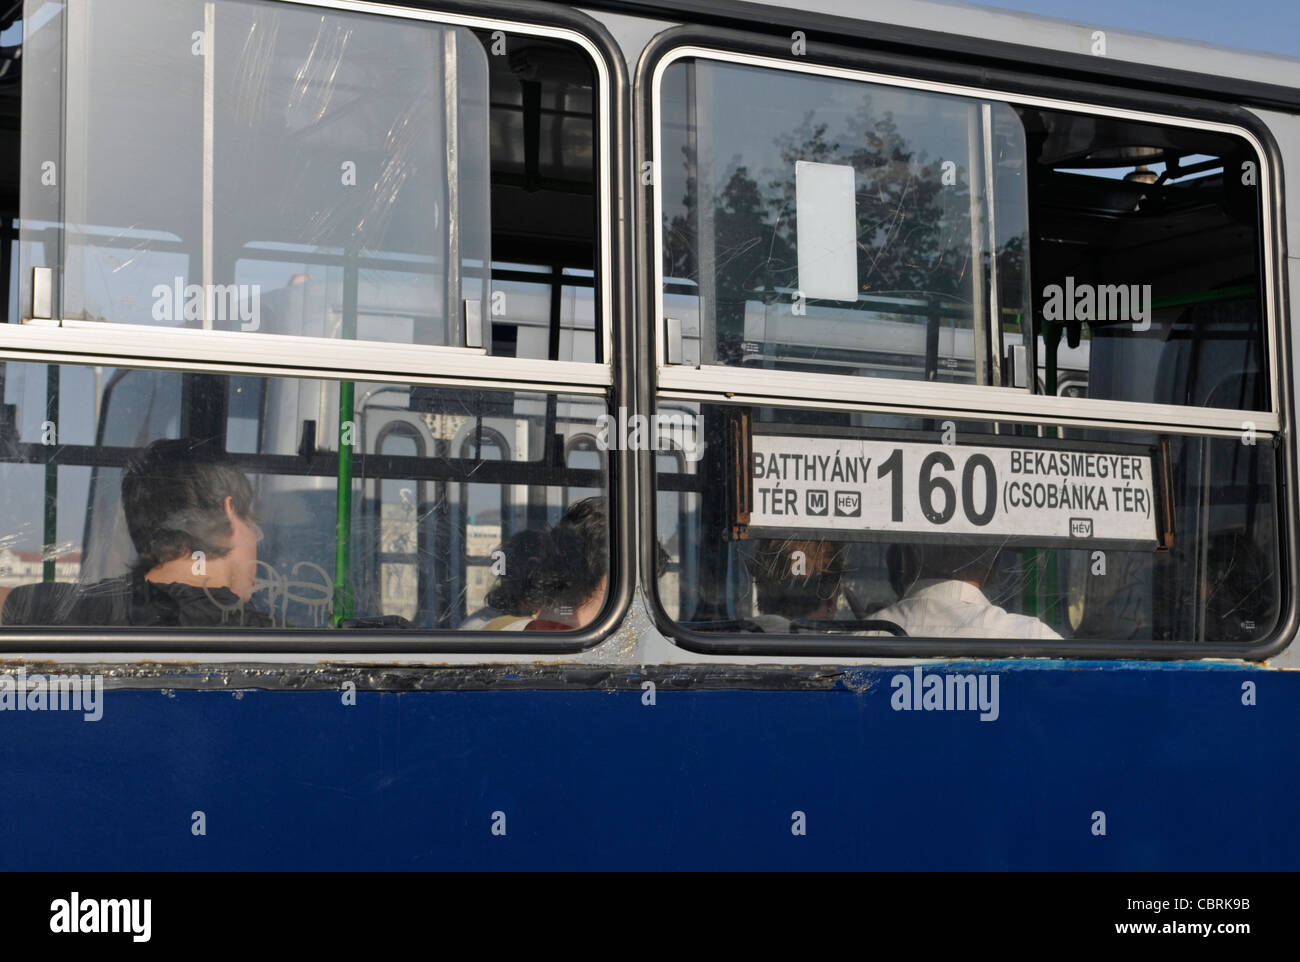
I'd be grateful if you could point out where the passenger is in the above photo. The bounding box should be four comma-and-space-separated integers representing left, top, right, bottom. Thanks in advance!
745, 539, 844, 632
526, 496, 608, 630
463, 528, 553, 630
872, 542, 1061, 639
60, 438, 272, 627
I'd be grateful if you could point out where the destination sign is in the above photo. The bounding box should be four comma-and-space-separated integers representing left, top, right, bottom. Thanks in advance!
749, 435, 1159, 546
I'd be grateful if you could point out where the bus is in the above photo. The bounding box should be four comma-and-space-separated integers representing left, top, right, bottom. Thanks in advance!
0, 0, 1295, 870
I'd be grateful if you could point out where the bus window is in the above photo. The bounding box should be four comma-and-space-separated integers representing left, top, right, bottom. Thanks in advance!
648, 46, 1280, 651
656, 402, 1280, 647
17, 0, 606, 368
4, 0, 618, 643
0, 360, 610, 631
17, 0, 489, 346
656, 53, 1270, 418
1021, 110, 1267, 412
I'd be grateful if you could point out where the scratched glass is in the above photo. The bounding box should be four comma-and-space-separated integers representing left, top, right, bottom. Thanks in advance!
21, 0, 500, 350
0, 361, 609, 631
655, 401, 1280, 646
659, 57, 1268, 410
659, 57, 1027, 384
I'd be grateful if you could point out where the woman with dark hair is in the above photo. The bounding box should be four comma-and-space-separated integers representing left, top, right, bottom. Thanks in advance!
470, 497, 609, 631
464, 528, 555, 630
525, 496, 609, 630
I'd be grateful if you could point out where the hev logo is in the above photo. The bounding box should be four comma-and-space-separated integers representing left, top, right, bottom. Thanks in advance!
1069, 517, 1094, 538
834, 491, 861, 517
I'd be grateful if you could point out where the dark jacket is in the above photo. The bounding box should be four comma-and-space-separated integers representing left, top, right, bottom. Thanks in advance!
4, 574, 274, 628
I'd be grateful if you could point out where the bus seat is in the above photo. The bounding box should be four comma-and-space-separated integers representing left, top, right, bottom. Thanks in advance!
1, 582, 80, 626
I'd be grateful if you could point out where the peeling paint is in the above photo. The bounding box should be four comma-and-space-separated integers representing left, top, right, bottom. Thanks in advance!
1, 654, 1268, 695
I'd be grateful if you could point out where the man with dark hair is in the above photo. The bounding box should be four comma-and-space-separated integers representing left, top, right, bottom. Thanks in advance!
873, 542, 1061, 639
62, 438, 271, 627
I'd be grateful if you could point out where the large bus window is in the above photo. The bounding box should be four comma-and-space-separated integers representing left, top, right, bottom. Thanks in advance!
656, 53, 1270, 416
656, 402, 1280, 647
18, 0, 605, 365
0, 361, 610, 632
20, 0, 487, 345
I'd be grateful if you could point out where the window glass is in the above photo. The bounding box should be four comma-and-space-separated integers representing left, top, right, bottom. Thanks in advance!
656, 401, 1280, 645
654, 447, 689, 622
660, 58, 1028, 383
459, 427, 508, 619
659, 57, 1268, 411
486, 263, 597, 362
0, 361, 610, 632
1017, 107, 1267, 410
18, 2, 606, 362
22, 0, 491, 345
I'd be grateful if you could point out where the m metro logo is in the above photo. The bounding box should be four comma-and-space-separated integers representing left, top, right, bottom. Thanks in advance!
806, 489, 829, 515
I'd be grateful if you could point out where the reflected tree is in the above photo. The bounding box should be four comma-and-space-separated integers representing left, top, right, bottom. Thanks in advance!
665, 95, 984, 361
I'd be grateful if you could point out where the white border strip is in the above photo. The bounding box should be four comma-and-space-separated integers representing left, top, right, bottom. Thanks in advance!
658, 365, 1279, 434
0, 320, 611, 389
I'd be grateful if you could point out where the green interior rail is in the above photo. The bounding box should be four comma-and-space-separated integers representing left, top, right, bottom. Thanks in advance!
332, 260, 359, 626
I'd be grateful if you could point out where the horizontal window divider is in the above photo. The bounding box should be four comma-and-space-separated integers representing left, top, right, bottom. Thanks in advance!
0, 321, 612, 393
657, 366, 1279, 437
2, 441, 605, 488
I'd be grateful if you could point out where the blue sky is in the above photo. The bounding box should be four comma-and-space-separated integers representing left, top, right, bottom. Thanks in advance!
971, 0, 1300, 59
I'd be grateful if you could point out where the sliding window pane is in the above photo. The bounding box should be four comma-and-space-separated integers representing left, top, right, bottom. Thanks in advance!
0, 361, 610, 633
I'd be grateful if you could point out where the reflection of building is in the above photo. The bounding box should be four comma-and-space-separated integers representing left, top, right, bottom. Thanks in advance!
379, 500, 418, 621
466, 523, 501, 559
465, 523, 502, 614
0, 549, 81, 587
465, 565, 496, 616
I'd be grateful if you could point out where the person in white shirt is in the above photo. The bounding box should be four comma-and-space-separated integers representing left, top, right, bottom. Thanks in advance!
872, 543, 1062, 640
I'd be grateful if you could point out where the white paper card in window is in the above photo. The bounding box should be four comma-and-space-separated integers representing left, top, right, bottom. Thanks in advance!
795, 161, 858, 302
